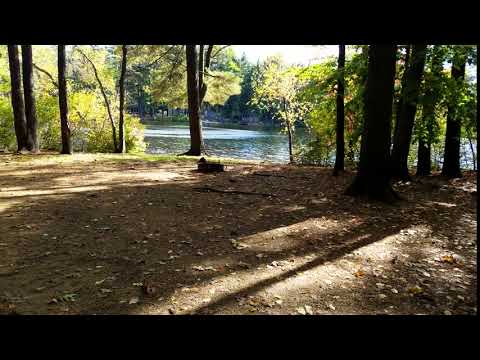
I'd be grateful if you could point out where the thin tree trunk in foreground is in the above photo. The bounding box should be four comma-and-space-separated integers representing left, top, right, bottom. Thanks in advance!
442, 50, 466, 178
286, 119, 294, 164
118, 45, 128, 153
58, 45, 72, 154
21, 45, 39, 152
334, 44, 345, 175
182, 45, 204, 156
466, 130, 476, 171
417, 45, 443, 176
7, 45, 28, 152
345, 45, 399, 202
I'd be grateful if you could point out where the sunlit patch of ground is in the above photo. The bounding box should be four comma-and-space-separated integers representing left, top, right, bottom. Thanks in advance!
0, 153, 476, 315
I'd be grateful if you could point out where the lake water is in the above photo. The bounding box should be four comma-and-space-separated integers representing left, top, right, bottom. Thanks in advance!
144, 123, 290, 163
144, 123, 477, 169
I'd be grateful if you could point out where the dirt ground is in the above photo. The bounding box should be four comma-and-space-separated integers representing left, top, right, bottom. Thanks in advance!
0, 153, 477, 315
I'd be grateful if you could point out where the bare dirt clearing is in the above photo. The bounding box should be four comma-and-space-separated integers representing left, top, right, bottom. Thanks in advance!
0, 153, 476, 315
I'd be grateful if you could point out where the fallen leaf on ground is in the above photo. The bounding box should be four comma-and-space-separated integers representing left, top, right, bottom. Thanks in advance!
440, 255, 456, 264
296, 307, 306, 315
408, 286, 423, 295
354, 269, 365, 278
129, 297, 139, 304
304, 305, 314, 315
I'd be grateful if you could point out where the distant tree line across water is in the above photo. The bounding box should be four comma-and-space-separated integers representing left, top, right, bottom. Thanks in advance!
0, 44, 477, 200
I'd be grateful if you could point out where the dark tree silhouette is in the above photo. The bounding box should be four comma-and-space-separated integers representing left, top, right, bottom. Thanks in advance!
442, 47, 467, 178
21, 45, 39, 152
118, 45, 128, 153
333, 44, 345, 175
7, 45, 28, 152
58, 45, 72, 154
183, 45, 204, 156
345, 45, 399, 202
390, 44, 427, 180
417, 46, 443, 175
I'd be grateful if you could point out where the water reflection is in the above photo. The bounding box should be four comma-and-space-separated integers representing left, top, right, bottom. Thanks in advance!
145, 124, 290, 162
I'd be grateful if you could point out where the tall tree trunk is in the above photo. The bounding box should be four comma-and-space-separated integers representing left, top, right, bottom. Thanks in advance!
390, 44, 427, 180
7, 45, 28, 152
118, 45, 127, 153
475, 44, 479, 172
392, 45, 411, 149
334, 44, 345, 175
21, 45, 39, 152
198, 45, 206, 126
466, 129, 476, 171
417, 140, 431, 175
283, 97, 294, 163
442, 49, 466, 178
416, 46, 443, 175
58, 45, 72, 154
183, 45, 204, 156
286, 120, 294, 164
345, 45, 399, 202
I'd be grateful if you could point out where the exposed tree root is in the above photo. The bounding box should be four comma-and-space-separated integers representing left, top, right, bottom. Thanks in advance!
345, 176, 400, 204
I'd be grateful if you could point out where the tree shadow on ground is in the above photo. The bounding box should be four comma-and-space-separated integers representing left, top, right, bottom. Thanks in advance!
0, 159, 476, 315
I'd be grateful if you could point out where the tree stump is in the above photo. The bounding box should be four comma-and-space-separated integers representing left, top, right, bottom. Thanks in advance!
197, 157, 224, 173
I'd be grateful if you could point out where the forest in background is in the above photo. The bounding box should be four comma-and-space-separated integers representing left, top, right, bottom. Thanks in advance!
0, 45, 477, 170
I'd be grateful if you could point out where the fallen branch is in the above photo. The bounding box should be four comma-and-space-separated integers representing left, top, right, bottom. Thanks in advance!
253, 172, 311, 180
193, 186, 274, 197
253, 172, 288, 178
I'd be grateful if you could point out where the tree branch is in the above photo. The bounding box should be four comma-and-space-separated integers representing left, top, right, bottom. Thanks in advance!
146, 45, 176, 67
33, 63, 58, 88
75, 47, 118, 151
210, 45, 230, 60
205, 45, 214, 68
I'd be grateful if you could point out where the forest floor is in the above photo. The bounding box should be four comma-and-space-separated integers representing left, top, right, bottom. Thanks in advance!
0, 153, 477, 315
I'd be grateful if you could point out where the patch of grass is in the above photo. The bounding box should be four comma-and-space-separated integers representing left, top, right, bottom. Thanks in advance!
0, 151, 262, 167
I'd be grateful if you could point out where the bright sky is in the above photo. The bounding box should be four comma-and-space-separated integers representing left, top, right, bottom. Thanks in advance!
232, 45, 339, 65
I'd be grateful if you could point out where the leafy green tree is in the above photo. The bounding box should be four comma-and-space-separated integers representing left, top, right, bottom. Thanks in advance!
251, 56, 310, 163
415, 45, 447, 175
442, 45, 477, 177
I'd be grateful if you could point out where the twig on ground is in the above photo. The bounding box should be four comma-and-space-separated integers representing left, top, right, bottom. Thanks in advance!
193, 186, 274, 197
